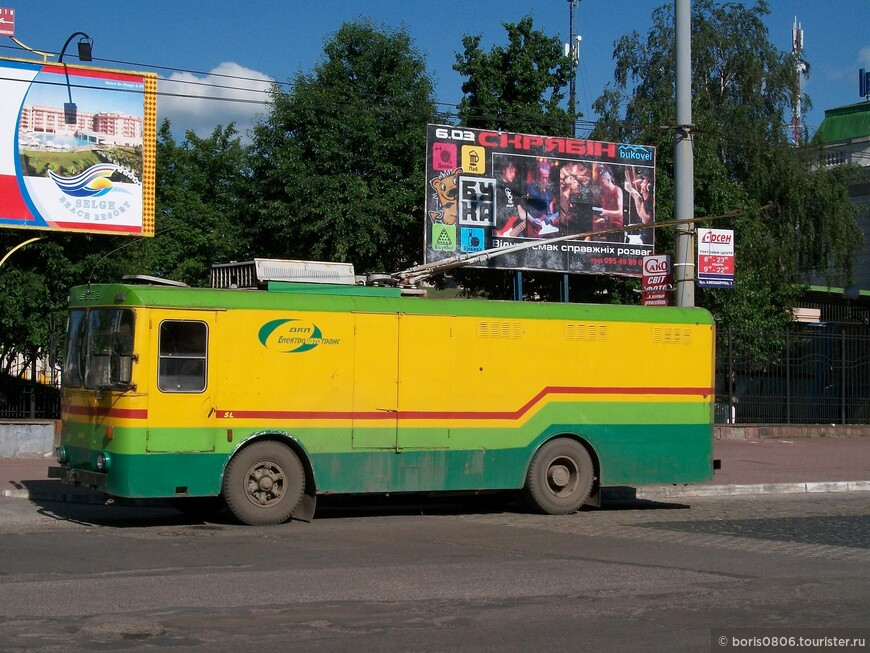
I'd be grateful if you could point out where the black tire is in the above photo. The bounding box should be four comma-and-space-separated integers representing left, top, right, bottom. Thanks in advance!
222, 441, 305, 526
524, 438, 594, 515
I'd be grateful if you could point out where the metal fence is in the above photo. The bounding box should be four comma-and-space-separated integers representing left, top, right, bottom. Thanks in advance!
0, 374, 61, 420
716, 323, 870, 425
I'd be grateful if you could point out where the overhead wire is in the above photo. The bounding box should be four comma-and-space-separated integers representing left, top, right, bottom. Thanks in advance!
0, 40, 631, 135
0, 41, 845, 146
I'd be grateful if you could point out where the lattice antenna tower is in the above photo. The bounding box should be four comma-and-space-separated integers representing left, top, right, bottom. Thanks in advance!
791, 17, 806, 144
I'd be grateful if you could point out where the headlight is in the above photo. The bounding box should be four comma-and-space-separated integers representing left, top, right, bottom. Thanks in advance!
96, 452, 112, 471
55, 446, 68, 464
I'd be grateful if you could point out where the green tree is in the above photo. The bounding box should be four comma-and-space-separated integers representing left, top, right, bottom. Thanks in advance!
248, 19, 436, 274
451, 15, 576, 300
0, 232, 130, 375
592, 0, 861, 336
454, 15, 573, 136
130, 120, 251, 286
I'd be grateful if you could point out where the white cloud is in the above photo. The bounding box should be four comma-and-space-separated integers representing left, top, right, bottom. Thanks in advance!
860, 46, 870, 68
157, 62, 274, 140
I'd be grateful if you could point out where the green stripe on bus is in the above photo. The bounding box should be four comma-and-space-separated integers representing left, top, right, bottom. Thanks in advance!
63, 421, 710, 498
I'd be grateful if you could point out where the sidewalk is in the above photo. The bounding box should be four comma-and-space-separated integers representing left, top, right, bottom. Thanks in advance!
1, 437, 869, 503
635, 437, 870, 499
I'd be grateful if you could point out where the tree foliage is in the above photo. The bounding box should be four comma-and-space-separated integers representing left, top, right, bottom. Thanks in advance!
0, 231, 131, 372
129, 120, 251, 286
248, 19, 437, 274
592, 0, 861, 334
451, 15, 576, 299
454, 16, 573, 136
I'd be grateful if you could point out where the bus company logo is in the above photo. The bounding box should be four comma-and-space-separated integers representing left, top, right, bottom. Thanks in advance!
257, 318, 340, 353
48, 163, 123, 198
617, 145, 653, 162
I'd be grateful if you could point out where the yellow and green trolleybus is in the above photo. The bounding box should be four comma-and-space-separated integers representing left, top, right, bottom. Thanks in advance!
53, 275, 716, 525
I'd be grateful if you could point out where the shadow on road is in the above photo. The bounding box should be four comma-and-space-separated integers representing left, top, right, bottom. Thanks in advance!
18, 479, 690, 528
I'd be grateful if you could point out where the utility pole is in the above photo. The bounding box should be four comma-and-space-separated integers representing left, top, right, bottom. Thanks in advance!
561, 0, 580, 303
674, 0, 695, 307
567, 0, 579, 133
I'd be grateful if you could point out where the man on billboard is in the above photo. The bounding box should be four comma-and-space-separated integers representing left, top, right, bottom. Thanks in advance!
559, 160, 594, 241
523, 159, 560, 238
593, 164, 624, 242
624, 166, 654, 245
494, 159, 527, 237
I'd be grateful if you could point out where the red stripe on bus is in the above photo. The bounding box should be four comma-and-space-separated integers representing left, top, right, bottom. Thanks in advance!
216, 385, 713, 421
63, 405, 148, 419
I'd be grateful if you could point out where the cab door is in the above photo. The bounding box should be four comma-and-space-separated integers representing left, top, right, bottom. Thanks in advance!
146, 311, 218, 453
397, 313, 454, 449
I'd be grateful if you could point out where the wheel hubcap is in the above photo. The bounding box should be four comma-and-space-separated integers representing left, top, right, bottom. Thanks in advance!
548, 465, 570, 488
546, 458, 578, 497
245, 460, 285, 507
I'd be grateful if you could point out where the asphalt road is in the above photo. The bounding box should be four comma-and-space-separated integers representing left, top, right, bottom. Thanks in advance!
0, 492, 868, 652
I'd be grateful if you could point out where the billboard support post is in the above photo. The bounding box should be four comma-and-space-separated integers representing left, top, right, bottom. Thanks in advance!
513, 271, 523, 302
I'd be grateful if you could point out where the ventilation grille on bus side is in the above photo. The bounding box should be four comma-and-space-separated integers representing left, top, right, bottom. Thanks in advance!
477, 321, 523, 339
652, 326, 693, 345
564, 323, 608, 341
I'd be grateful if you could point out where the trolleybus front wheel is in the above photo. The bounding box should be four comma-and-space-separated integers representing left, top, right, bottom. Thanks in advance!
222, 441, 305, 526
524, 438, 594, 515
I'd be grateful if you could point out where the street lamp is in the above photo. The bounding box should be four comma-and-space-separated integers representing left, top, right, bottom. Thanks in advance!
57, 31, 93, 62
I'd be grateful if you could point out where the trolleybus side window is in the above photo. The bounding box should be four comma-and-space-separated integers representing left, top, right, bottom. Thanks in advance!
158, 321, 207, 393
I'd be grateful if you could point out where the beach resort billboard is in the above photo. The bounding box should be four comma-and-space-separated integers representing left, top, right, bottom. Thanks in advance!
424, 124, 656, 277
0, 58, 157, 236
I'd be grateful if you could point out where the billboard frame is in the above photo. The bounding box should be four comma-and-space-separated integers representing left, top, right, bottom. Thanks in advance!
424, 124, 656, 277
0, 56, 157, 237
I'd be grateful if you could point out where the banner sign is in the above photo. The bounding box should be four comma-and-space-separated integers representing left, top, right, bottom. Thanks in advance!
424, 124, 656, 277
697, 228, 735, 288
0, 58, 157, 236
641, 254, 673, 306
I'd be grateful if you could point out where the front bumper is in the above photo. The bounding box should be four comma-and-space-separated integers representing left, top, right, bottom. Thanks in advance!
48, 465, 107, 491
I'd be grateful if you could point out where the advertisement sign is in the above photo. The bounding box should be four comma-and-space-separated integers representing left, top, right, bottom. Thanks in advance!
0, 58, 157, 236
0, 7, 14, 36
425, 124, 656, 277
697, 228, 735, 288
641, 254, 673, 306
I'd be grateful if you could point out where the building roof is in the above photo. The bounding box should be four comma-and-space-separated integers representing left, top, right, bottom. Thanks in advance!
816, 101, 870, 143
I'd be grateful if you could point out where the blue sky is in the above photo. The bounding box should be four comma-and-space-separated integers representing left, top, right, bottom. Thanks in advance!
3, 1, 868, 141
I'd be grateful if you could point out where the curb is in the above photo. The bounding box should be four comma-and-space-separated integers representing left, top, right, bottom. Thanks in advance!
1, 487, 106, 504
629, 480, 870, 499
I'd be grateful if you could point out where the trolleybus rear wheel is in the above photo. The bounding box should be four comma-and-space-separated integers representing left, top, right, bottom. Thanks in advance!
524, 438, 594, 515
222, 441, 305, 526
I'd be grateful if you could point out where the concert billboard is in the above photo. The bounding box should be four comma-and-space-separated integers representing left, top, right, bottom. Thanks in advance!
424, 124, 656, 277
0, 57, 157, 236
